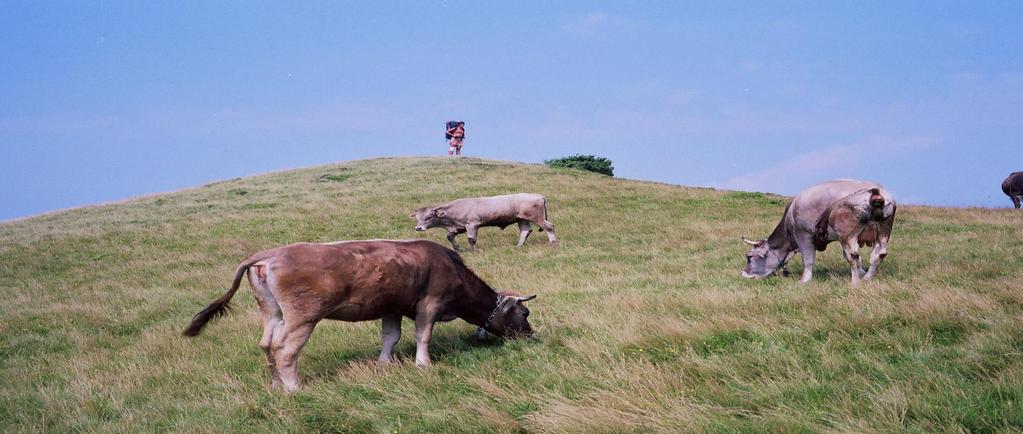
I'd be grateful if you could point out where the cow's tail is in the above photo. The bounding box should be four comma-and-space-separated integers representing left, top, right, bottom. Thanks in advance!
868, 188, 886, 221
182, 251, 275, 337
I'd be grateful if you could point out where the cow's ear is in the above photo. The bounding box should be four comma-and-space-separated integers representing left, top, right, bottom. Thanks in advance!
435, 209, 446, 217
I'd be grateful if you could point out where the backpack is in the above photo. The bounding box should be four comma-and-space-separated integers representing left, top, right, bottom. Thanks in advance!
445, 121, 463, 139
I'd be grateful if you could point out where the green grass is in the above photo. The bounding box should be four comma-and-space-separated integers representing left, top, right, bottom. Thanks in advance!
1, 156, 1021, 432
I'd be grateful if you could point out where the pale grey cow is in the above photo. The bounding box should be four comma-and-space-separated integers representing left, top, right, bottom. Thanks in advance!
741, 179, 896, 285
412, 193, 557, 251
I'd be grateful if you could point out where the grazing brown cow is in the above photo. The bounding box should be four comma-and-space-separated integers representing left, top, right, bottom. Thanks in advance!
1002, 172, 1023, 208
183, 240, 537, 393
741, 179, 896, 285
412, 193, 557, 251
812, 187, 896, 285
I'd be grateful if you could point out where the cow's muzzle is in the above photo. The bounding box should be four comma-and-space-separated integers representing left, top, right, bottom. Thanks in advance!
415, 227, 425, 232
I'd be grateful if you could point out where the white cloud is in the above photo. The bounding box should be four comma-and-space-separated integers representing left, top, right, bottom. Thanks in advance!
562, 12, 639, 36
562, 12, 609, 35
0, 100, 398, 139
716, 137, 933, 194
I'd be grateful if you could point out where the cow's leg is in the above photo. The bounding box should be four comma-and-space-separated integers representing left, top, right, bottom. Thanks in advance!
1014, 195, 1022, 209
413, 313, 437, 366
257, 306, 284, 388
841, 236, 863, 285
863, 239, 888, 280
466, 223, 481, 251
864, 222, 891, 280
446, 231, 462, 251
794, 233, 816, 283
378, 315, 402, 363
781, 251, 797, 277
249, 266, 284, 389
265, 320, 285, 389
538, 220, 557, 245
271, 321, 317, 393
516, 220, 533, 247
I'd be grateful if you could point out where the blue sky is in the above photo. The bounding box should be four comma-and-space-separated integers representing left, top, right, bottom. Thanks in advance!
2, 1, 1022, 220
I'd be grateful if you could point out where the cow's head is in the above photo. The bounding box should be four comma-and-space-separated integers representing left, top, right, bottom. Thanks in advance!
411, 207, 445, 232
740, 237, 786, 279
485, 293, 536, 338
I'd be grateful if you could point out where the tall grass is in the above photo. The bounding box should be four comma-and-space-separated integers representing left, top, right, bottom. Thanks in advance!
1, 157, 1021, 432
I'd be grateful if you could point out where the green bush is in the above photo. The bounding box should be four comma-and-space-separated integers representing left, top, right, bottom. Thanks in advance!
544, 154, 614, 176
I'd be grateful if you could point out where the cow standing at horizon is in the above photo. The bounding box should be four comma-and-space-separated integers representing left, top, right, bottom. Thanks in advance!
412, 193, 557, 251
1002, 172, 1023, 208
183, 240, 537, 393
741, 179, 896, 285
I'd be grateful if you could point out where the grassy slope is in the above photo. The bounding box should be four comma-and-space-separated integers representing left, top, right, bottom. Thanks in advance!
1, 157, 1021, 433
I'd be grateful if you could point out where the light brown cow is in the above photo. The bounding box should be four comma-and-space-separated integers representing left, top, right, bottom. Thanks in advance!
741, 179, 896, 285
412, 193, 557, 251
183, 240, 537, 393
812, 187, 896, 285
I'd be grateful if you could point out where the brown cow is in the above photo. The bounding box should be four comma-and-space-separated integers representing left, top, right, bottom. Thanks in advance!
741, 179, 896, 285
412, 193, 557, 251
812, 187, 896, 285
1002, 172, 1023, 208
183, 240, 537, 393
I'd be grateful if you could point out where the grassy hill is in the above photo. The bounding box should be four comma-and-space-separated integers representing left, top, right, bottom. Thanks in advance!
2, 157, 1021, 433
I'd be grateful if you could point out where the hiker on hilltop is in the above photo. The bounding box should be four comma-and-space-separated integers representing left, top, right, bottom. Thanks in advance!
446, 121, 465, 157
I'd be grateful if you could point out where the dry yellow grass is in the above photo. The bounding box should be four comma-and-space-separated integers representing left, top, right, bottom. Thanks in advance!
1, 157, 1021, 432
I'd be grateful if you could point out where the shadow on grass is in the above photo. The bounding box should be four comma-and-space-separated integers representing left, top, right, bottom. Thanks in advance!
301, 327, 511, 381
786, 260, 870, 282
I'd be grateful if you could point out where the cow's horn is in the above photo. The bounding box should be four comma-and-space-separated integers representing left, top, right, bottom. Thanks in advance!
741, 237, 760, 246
514, 295, 537, 302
